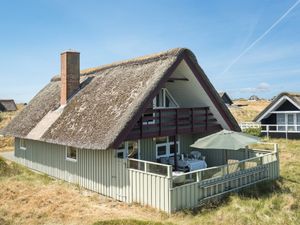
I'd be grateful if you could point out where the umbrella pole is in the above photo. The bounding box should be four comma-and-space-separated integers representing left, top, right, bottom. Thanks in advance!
174, 135, 178, 171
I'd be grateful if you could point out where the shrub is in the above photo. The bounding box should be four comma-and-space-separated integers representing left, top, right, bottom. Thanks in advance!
244, 127, 261, 137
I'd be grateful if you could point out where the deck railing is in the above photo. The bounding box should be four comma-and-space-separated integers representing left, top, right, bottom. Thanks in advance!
171, 143, 278, 187
261, 124, 300, 133
127, 143, 279, 213
128, 158, 172, 177
239, 122, 261, 131
126, 107, 221, 140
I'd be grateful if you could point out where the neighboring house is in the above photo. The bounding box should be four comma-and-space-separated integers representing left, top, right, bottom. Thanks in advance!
254, 92, 300, 139
0, 99, 17, 111
218, 92, 233, 106
0, 48, 279, 213
249, 95, 260, 101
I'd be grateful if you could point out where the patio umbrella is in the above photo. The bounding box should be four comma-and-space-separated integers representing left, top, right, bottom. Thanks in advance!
190, 129, 260, 163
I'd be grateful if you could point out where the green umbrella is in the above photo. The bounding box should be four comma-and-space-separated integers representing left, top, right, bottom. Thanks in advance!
191, 129, 260, 163
191, 129, 260, 150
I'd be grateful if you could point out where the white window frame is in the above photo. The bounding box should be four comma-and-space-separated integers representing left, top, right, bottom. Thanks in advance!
116, 143, 127, 159
65, 147, 77, 162
143, 88, 179, 125
153, 88, 179, 109
256, 96, 300, 122
116, 141, 140, 159
155, 136, 180, 159
20, 139, 26, 150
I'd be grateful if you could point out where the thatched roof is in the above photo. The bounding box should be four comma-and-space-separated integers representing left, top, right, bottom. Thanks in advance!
254, 92, 300, 122
1, 48, 239, 150
0, 99, 17, 111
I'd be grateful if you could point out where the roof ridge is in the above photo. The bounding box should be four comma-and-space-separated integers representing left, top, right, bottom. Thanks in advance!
51, 48, 187, 82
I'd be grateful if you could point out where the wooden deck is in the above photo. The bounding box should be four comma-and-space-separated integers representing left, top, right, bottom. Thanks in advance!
127, 143, 279, 213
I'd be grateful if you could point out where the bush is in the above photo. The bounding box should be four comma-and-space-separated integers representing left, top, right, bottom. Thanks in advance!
243, 127, 261, 137
0, 113, 3, 122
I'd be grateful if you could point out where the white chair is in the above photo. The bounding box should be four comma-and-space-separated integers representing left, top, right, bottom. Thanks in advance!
190, 151, 201, 160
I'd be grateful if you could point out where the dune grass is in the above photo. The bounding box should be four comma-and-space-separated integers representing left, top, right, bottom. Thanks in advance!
230, 100, 270, 123
1, 139, 299, 225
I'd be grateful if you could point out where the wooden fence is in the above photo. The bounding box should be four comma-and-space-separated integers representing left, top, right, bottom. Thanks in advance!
127, 143, 279, 213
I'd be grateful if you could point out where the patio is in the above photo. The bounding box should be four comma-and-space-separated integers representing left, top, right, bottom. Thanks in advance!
126, 142, 279, 212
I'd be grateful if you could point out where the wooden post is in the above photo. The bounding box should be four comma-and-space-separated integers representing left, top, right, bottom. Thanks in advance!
140, 115, 143, 138
159, 109, 162, 136
174, 135, 178, 171
196, 171, 202, 182
175, 108, 178, 134
191, 108, 194, 132
275, 143, 280, 178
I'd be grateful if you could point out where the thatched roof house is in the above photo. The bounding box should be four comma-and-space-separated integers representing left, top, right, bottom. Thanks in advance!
0, 48, 279, 214
0, 99, 17, 111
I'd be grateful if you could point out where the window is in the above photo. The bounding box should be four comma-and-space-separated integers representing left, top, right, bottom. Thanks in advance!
297, 114, 300, 131
66, 147, 77, 161
20, 139, 26, 150
153, 88, 178, 108
116, 142, 126, 159
287, 114, 295, 131
155, 136, 180, 159
277, 113, 285, 131
116, 141, 139, 159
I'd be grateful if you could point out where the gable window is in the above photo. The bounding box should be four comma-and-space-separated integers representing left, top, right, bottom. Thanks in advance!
66, 147, 77, 162
20, 139, 26, 150
155, 136, 180, 159
153, 88, 178, 108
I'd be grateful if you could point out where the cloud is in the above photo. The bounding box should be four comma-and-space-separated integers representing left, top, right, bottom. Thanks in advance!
240, 82, 271, 93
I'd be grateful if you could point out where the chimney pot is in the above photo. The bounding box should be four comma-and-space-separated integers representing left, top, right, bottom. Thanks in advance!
60, 51, 80, 105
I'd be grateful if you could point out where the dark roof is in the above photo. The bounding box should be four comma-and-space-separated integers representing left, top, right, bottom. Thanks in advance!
218, 92, 233, 105
249, 95, 260, 100
1, 48, 240, 150
0, 99, 17, 111
254, 92, 300, 122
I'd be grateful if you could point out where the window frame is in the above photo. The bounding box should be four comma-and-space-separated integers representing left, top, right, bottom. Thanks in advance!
65, 147, 78, 162
155, 136, 180, 159
116, 141, 139, 159
153, 88, 179, 109
20, 139, 26, 150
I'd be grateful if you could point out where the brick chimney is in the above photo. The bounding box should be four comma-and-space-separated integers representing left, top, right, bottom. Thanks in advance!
60, 50, 80, 105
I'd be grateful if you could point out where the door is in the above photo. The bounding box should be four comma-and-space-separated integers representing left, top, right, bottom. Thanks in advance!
112, 156, 128, 202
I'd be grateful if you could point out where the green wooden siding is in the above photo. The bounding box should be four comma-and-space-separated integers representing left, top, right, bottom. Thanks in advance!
139, 134, 195, 162
14, 138, 279, 214
15, 138, 129, 202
